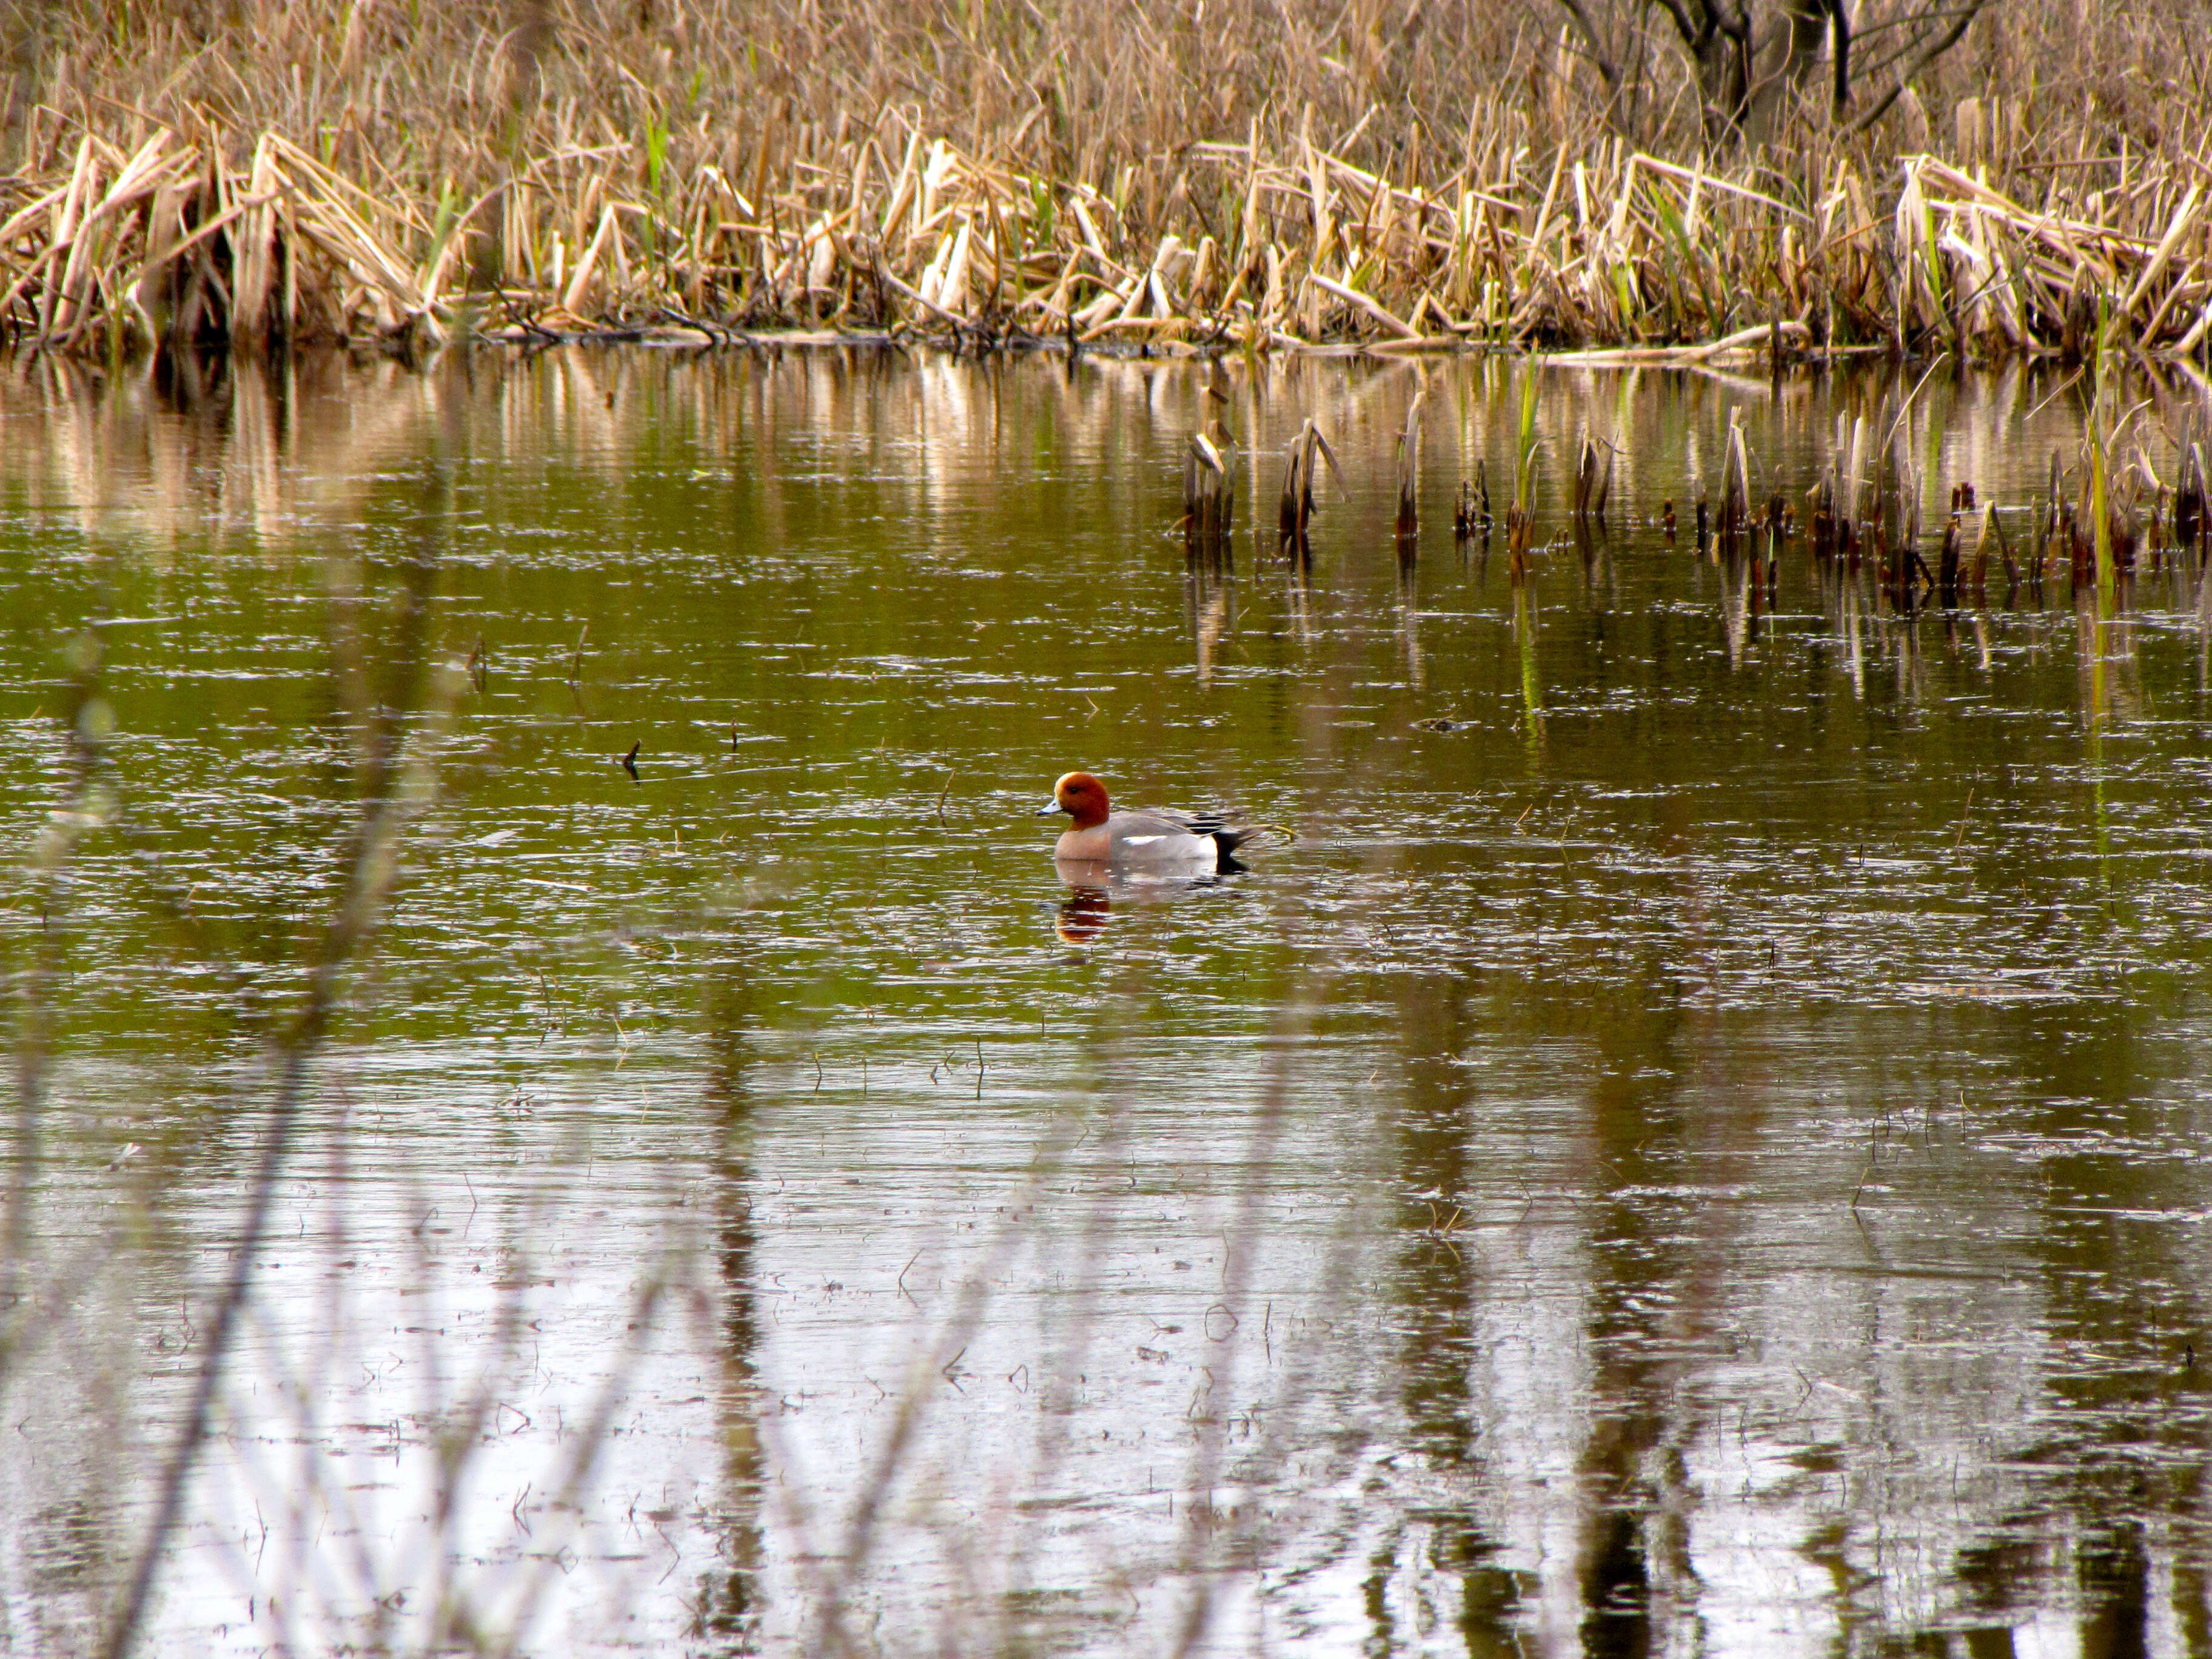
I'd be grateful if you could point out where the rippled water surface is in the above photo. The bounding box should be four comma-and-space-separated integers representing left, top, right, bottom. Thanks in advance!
4, 349, 2212, 1657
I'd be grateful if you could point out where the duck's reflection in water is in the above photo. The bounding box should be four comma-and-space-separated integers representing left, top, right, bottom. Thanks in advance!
1052, 860, 1232, 942
1055, 881, 1113, 943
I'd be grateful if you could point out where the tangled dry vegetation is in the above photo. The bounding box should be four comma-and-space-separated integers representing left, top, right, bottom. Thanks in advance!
4, 0, 2212, 359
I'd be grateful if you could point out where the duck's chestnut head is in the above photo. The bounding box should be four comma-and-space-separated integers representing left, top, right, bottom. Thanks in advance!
1038, 770, 1112, 830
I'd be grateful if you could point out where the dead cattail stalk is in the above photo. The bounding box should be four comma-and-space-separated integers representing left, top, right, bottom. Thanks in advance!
1394, 385, 1425, 543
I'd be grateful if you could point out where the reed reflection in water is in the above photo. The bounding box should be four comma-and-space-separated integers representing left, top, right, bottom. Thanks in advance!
0, 346, 2208, 1655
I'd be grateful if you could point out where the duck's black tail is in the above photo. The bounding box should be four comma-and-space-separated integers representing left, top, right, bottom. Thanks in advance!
1205, 821, 1296, 871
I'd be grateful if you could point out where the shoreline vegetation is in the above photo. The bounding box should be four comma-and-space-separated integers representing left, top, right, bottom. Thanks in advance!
3, 1, 2211, 361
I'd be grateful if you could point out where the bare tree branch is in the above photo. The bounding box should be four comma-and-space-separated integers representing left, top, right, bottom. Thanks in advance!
1556, 0, 1623, 90
1848, 0, 1993, 136
1551, 0, 1985, 142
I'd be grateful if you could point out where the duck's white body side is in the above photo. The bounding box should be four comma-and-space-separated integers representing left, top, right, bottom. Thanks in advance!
1054, 809, 1227, 870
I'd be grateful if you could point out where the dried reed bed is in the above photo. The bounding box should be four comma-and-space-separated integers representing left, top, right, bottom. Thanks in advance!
7, 0, 2212, 357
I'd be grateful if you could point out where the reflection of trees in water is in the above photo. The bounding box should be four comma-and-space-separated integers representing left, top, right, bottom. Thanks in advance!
695, 970, 766, 1652
1379, 972, 1530, 1654
1983, 1000, 2212, 1652
1565, 978, 1706, 1659
1369, 941, 2212, 1651
1371, 965, 1707, 1653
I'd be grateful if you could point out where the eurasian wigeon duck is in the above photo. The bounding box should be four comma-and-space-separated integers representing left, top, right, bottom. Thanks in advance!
1035, 771, 1282, 873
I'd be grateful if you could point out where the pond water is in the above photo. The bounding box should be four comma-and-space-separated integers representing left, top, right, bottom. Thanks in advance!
2, 346, 2211, 1657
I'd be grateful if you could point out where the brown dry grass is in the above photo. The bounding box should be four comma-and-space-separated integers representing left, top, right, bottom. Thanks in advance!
4, 0, 2212, 355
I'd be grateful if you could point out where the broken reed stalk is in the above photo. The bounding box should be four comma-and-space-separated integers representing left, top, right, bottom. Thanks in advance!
1572, 434, 1613, 525
1874, 408, 1931, 598
2043, 449, 2065, 583
1276, 417, 1342, 550
1453, 461, 1490, 542
1278, 422, 1312, 546
2177, 440, 2208, 563
1938, 508, 1962, 602
1184, 425, 1232, 554
1808, 471, 1838, 558
1717, 414, 1751, 557
1972, 499, 2016, 589
1506, 368, 1540, 578
1394, 389, 1424, 543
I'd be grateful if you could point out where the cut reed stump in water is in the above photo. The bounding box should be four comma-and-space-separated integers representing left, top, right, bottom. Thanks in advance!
2176, 441, 2208, 563
1572, 434, 1613, 525
1760, 494, 1787, 594
1717, 415, 1751, 558
1937, 511, 1963, 604
1184, 426, 1233, 555
1808, 475, 1837, 559
1394, 387, 1426, 545
1182, 363, 1235, 557
1454, 463, 1490, 541
1505, 501, 1535, 578
1971, 500, 2018, 591
1277, 417, 1344, 551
